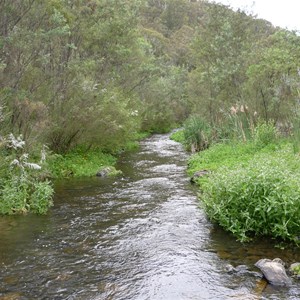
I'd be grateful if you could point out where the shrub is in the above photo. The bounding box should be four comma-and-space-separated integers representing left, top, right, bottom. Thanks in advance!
0, 176, 29, 214
30, 180, 54, 214
0, 134, 54, 215
0, 175, 53, 215
201, 148, 300, 243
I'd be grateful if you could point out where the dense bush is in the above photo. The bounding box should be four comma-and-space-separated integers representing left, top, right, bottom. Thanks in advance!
0, 176, 53, 215
200, 147, 300, 243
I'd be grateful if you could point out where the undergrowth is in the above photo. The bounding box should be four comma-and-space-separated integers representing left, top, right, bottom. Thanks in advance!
187, 121, 300, 245
200, 147, 300, 243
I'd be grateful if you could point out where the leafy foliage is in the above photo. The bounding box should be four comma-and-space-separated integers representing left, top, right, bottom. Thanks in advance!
170, 129, 185, 144
201, 148, 300, 243
2, 0, 300, 224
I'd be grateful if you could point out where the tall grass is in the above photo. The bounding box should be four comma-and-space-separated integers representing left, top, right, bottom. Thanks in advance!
182, 115, 212, 152
177, 105, 258, 152
290, 117, 300, 154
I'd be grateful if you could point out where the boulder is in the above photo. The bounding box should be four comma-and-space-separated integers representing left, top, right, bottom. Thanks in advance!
255, 258, 291, 286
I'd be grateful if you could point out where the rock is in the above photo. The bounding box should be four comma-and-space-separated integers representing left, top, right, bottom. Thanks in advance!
190, 169, 210, 183
235, 264, 250, 273
96, 166, 111, 177
225, 264, 236, 274
225, 264, 262, 278
96, 166, 122, 177
255, 258, 291, 286
289, 262, 300, 276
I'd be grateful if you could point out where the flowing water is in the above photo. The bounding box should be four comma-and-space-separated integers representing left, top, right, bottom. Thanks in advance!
1, 133, 300, 300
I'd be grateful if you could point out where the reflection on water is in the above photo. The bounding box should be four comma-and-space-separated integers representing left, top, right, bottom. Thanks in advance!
0, 133, 300, 299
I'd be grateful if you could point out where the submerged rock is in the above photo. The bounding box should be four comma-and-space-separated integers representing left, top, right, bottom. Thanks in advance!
225, 264, 236, 274
255, 258, 291, 286
225, 264, 262, 278
96, 166, 122, 177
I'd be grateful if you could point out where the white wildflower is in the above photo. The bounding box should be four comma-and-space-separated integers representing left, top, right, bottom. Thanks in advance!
7, 133, 25, 150
20, 153, 29, 161
130, 110, 139, 116
23, 162, 42, 170
10, 159, 21, 167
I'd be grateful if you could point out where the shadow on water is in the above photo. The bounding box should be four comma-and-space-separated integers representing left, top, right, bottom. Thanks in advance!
0, 133, 300, 300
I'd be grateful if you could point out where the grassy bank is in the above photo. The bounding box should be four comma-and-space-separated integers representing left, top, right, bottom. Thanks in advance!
175, 118, 300, 245
48, 132, 151, 179
48, 148, 118, 178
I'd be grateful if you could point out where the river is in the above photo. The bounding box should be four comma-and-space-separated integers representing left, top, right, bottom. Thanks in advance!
0, 133, 300, 299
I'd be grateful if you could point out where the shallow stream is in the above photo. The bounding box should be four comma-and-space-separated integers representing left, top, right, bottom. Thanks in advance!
1, 134, 300, 299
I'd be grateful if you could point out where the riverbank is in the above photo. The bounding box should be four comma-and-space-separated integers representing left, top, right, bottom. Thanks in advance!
171, 124, 300, 245
48, 132, 150, 179
0, 132, 150, 215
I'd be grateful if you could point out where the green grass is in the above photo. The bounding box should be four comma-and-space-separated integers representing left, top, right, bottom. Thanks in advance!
188, 137, 300, 244
170, 129, 185, 144
124, 131, 151, 151
188, 140, 285, 177
48, 148, 117, 178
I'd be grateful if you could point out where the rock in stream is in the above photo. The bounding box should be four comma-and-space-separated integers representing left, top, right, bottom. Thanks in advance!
255, 258, 292, 286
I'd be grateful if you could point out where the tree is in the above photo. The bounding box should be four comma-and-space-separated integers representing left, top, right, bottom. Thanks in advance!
245, 30, 300, 123
188, 3, 273, 125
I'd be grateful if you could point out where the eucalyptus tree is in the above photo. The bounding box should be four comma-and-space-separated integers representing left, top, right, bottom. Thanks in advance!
245, 29, 300, 124
188, 3, 262, 125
